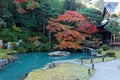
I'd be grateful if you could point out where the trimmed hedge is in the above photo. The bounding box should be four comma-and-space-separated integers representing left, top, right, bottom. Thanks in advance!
106, 52, 116, 57
95, 49, 102, 54
101, 45, 109, 51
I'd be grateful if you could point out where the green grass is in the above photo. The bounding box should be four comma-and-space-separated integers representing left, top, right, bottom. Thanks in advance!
0, 53, 10, 59
77, 57, 115, 64
25, 63, 94, 80
0, 49, 17, 59
102, 49, 120, 58
78, 49, 120, 64
0, 49, 18, 54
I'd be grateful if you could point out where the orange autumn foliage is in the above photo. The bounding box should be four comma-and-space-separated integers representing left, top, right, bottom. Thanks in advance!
28, 36, 40, 41
76, 20, 98, 34
17, 7, 27, 13
56, 31, 83, 43
46, 20, 73, 33
57, 11, 85, 22
13, 0, 26, 4
55, 31, 84, 50
56, 40, 83, 50
46, 11, 98, 50
13, 0, 39, 13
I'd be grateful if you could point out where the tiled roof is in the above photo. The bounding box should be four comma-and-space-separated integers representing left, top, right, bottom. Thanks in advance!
104, 0, 120, 2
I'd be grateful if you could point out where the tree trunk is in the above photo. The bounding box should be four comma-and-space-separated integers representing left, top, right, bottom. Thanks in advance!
43, 18, 48, 35
42, 21, 46, 35
48, 32, 51, 43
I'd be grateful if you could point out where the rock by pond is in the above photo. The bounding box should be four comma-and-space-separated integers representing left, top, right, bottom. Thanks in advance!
43, 62, 56, 69
84, 47, 102, 57
0, 59, 9, 66
0, 66, 2, 70
7, 42, 13, 49
0, 56, 18, 67
48, 51, 70, 57
0, 40, 3, 48
8, 56, 18, 62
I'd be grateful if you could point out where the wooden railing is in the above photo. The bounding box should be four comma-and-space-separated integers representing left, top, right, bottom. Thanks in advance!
110, 41, 120, 46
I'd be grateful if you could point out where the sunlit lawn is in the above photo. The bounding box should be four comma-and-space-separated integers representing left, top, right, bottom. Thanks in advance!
25, 63, 94, 80
77, 57, 114, 64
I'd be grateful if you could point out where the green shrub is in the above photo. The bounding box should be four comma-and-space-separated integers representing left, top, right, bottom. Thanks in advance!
18, 47, 28, 53
106, 52, 116, 57
101, 45, 109, 51
18, 41, 32, 52
95, 49, 102, 54
0, 53, 10, 59
26, 44, 35, 52
35, 46, 41, 52
29, 32, 48, 43
39, 34, 48, 43
15, 41, 55, 52
40, 43, 54, 51
13, 45, 19, 51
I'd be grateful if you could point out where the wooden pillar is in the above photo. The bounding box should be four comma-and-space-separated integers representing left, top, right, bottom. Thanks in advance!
103, 11, 111, 20
88, 69, 91, 75
110, 35, 113, 44
113, 34, 116, 43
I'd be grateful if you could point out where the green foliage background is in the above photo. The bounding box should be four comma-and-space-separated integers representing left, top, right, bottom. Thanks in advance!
0, 0, 109, 51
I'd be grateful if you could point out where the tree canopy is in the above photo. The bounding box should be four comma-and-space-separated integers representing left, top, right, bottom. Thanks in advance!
46, 11, 98, 50
0, 0, 119, 51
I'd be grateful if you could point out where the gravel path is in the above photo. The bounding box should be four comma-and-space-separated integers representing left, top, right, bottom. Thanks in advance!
85, 59, 120, 80
53, 58, 120, 80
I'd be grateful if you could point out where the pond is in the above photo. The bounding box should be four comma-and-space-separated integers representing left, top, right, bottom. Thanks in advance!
0, 52, 92, 80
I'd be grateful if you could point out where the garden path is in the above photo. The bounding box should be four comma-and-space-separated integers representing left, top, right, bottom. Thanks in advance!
85, 59, 120, 80
53, 58, 120, 80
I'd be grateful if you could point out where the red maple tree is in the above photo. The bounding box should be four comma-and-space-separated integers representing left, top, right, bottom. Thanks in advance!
46, 11, 98, 50
46, 18, 73, 33
76, 20, 98, 34
57, 11, 85, 22
13, 0, 40, 13
13, 0, 26, 4
55, 31, 84, 50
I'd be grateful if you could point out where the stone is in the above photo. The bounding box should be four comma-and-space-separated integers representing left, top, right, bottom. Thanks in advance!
43, 62, 56, 69
48, 51, 70, 57
7, 42, 13, 49
34, 40, 41, 47
90, 51, 98, 56
0, 40, 3, 48
8, 56, 18, 62
84, 47, 102, 57
0, 59, 9, 66
16, 39, 22, 46
0, 67, 2, 70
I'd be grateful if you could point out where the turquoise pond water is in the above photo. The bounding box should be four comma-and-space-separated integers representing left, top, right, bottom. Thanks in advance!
0, 52, 92, 80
